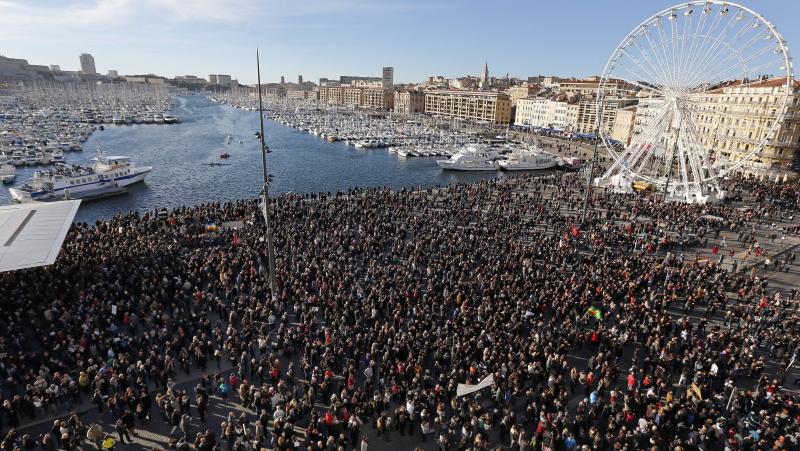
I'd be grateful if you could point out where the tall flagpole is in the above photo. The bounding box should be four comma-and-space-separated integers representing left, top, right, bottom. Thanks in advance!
257, 48, 278, 300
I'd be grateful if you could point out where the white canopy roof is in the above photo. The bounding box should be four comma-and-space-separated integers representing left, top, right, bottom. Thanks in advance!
0, 200, 81, 272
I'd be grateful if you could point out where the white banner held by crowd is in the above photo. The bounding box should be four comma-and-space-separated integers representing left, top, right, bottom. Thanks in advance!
456, 373, 494, 397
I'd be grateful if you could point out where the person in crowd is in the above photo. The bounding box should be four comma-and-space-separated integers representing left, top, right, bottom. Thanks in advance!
0, 173, 798, 450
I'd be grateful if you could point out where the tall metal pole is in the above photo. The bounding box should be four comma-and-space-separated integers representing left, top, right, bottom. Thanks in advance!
257, 49, 278, 301
581, 127, 600, 224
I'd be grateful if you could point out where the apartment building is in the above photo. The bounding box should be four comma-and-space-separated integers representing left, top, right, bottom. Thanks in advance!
558, 77, 635, 98
209, 74, 232, 84
318, 86, 343, 104
691, 77, 800, 178
514, 98, 579, 130
576, 97, 637, 134
424, 91, 511, 124
287, 90, 312, 101
394, 91, 425, 115
317, 85, 393, 110
363, 88, 393, 109
611, 106, 637, 145
516, 96, 635, 134
343, 87, 363, 107
506, 85, 539, 107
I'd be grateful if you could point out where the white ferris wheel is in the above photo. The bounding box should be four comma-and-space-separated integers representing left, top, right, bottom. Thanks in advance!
594, 1, 793, 203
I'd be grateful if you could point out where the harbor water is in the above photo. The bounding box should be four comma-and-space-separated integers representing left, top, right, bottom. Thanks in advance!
2, 95, 506, 223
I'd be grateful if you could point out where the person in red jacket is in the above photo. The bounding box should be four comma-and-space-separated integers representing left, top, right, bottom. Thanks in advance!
627, 373, 636, 391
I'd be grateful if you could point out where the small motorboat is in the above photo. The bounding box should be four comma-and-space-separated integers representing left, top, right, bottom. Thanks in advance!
220, 152, 231, 159
0, 164, 16, 184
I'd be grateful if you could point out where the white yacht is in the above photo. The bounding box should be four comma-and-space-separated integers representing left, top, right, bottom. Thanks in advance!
37, 151, 51, 165
0, 164, 15, 184
436, 145, 506, 171
51, 150, 65, 164
354, 139, 376, 149
10, 151, 24, 166
24, 150, 38, 165
9, 152, 151, 202
498, 148, 558, 171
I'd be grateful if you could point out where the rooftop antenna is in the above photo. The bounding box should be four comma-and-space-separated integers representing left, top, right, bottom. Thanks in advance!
256, 47, 278, 300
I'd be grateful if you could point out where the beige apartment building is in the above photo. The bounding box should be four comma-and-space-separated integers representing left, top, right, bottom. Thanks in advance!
363, 88, 393, 109
691, 77, 800, 178
394, 91, 425, 115
576, 97, 637, 134
261, 85, 286, 99
343, 87, 363, 107
424, 90, 511, 124
317, 85, 392, 110
506, 85, 538, 107
287, 90, 312, 101
329, 87, 343, 104
610, 106, 637, 145
318, 86, 343, 104
350, 79, 383, 89
558, 77, 636, 98
630, 97, 664, 137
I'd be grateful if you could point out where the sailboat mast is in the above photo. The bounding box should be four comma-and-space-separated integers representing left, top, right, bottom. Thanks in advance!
257, 48, 278, 300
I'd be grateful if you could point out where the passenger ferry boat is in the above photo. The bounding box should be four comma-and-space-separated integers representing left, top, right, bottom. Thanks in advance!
9, 152, 151, 202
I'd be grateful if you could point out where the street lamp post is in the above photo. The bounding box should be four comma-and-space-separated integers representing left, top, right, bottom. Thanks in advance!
256, 49, 278, 301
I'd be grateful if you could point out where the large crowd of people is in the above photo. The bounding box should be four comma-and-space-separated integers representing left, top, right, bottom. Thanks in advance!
0, 173, 799, 451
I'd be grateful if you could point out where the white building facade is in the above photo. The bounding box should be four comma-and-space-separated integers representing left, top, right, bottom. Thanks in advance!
514, 98, 578, 131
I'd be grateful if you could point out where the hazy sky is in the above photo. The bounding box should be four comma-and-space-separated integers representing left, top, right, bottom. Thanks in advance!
1, 0, 798, 84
